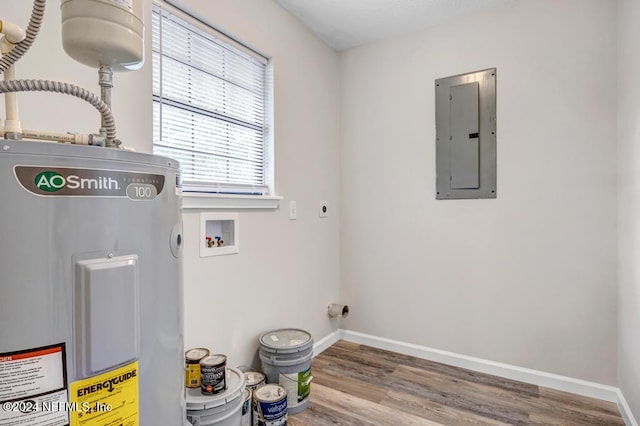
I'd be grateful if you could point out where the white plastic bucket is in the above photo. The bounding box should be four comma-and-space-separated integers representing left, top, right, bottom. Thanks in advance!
258, 329, 313, 415
186, 367, 245, 426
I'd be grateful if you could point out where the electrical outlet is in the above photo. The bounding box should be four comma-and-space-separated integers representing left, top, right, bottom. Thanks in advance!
319, 201, 328, 218
289, 201, 297, 220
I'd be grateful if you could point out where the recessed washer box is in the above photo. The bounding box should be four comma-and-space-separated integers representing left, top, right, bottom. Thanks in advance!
435, 68, 497, 200
200, 213, 239, 257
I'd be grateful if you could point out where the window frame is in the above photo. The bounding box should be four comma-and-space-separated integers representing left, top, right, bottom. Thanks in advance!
151, 1, 277, 208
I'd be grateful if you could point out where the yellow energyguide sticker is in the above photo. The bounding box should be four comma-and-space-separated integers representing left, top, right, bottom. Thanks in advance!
69, 361, 139, 426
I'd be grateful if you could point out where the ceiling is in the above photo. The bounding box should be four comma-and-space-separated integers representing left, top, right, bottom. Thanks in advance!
274, 0, 515, 51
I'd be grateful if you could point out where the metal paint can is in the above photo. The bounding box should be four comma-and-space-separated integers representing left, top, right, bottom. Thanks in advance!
241, 388, 252, 426
200, 354, 227, 395
252, 384, 287, 426
244, 371, 266, 391
185, 347, 210, 388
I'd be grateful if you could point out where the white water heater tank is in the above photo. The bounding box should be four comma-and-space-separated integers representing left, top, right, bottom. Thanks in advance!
61, 0, 144, 70
0, 141, 185, 425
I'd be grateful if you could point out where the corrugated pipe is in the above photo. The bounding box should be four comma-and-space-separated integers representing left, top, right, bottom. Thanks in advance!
0, 0, 45, 73
0, 79, 117, 145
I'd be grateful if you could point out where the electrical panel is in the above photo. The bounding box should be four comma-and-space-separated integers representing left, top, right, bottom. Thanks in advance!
435, 68, 496, 199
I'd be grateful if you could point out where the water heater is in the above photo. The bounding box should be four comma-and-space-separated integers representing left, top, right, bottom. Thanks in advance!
0, 141, 185, 425
61, 0, 144, 70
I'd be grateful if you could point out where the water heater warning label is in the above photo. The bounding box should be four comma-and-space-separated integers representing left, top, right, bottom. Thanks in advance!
0, 343, 69, 426
69, 361, 139, 426
14, 165, 165, 199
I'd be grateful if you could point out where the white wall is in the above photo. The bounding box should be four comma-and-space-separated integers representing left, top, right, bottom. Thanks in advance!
175, 0, 341, 367
0, 1, 150, 152
1, 0, 341, 368
618, 0, 640, 418
340, 0, 618, 385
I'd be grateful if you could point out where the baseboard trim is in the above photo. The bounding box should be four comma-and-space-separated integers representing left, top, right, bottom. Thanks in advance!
341, 330, 618, 402
313, 329, 342, 356
617, 389, 639, 426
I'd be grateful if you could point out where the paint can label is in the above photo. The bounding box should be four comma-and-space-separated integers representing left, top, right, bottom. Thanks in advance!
185, 348, 209, 388
185, 363, 201, 388
200, 359, 227, 395
252, 385, 287, 426
252, 400, 287, 426
278, 367, 311, 408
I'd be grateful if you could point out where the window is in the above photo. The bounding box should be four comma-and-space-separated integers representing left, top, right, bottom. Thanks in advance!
152, 2, 272, 195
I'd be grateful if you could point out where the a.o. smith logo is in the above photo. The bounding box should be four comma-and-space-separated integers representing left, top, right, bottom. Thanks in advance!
15, 166, 165, 198
35, 170, 120, 193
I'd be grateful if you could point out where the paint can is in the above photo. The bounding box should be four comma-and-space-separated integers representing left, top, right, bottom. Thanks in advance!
258, 329, 313, 414
252, 384, 287, 426
186, 367, 246, 426
241, 388, 252, 426
201, 354, 227, 395
186, 348, 210, 388
244, 371, 266, 391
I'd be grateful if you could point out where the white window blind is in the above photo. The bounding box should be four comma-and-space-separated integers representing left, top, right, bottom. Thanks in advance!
152, 3, 271, 195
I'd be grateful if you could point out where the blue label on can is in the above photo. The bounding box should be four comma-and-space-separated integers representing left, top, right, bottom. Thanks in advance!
259, 398, 287, 420
242, 397, 250, 415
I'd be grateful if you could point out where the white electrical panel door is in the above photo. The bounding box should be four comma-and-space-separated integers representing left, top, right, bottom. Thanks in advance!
450, 82, 480, 189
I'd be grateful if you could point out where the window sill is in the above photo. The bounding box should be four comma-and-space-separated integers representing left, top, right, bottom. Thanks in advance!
181, 193, 282, 210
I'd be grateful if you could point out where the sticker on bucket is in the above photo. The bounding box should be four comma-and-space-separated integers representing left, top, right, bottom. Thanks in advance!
279, 368, 311, 409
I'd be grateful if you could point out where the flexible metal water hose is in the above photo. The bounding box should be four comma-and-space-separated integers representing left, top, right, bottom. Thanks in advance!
0, 79, 117, 144
0, 0, 46, 73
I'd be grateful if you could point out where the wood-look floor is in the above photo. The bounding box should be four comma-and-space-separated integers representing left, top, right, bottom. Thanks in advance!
288, 341, 624, 426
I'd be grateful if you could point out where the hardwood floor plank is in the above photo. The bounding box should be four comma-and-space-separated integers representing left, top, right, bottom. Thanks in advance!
526, 402, 625, 426
391, 363, 538, 414
538, 387, 622, 417
382, 372, 530, 425
288, 400, 364, 426
528, 412, 589, 426
380, 389, 513, 426
312, 367, 389, 403
308, 383, 442, 426
331, 340, 361, 352
529, 411, 625, 426
312, 351, 396, 384
354, 345, 539, 398
392, 364, 624, 426
321, 346, 400, 372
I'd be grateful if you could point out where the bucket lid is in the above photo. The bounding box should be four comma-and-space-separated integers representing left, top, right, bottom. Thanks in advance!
186, 367, 245, 410
259, 329, 313, 353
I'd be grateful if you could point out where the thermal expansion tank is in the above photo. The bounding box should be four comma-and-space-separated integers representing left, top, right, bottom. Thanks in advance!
0, 140, 184, 425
